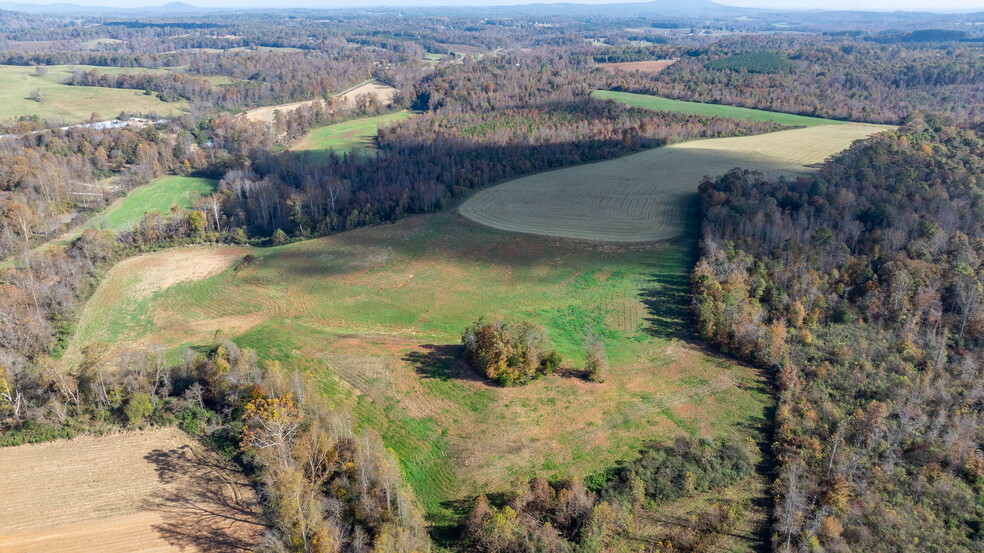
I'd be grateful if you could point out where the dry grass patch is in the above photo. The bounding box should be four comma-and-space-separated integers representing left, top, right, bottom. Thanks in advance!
599, 59, 677, 74
459, 123, 892, 242
0, 428, 263, 553
242, 81, 398, 125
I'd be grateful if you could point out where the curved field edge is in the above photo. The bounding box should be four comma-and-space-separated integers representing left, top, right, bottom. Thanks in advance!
458, 123, 892, 243
593, 89, 845, 127
290, 110, 415, 158
63, 209, 772, 518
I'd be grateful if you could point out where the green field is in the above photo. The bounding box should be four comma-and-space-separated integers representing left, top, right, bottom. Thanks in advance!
0, 65, 191, 124
593, 89, 845, 127
290, 110, 415, 160
67, 207, 769, 521
65, 176, 216, 240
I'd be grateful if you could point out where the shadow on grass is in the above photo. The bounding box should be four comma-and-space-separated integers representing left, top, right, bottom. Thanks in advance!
638, 195, 701, 344
403, 343, 488, 385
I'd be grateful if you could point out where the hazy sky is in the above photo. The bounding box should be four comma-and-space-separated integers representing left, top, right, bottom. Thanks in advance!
9, 0, 984, 11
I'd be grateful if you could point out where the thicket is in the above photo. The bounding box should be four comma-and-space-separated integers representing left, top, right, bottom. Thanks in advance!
692, 115, 984, 552
461, 318, 562, 386
462, 437, 755, 553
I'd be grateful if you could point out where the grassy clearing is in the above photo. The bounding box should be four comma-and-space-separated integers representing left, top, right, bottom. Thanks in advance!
242, 81, 399, 125
598, 60, 677, 74
60, 177, 216, 243
290, 110, 415, 160
0, 65, 189, 124
67, 206, 770, 521
459, 122, 891, 242
593, 89, 845, 127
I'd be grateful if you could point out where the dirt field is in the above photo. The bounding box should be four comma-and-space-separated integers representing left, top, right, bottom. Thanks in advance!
242, 81, 398, 125
599, 59, 677, 74
459, 123, 892, 242
0, 428, 264, 553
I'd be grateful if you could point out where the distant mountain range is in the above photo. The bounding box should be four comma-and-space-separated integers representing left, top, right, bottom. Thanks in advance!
0, 1, 219, 14
0, 0, 979, 17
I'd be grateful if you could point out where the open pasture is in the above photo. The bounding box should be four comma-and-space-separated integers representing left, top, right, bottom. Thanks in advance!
599, 59, 677, 74
593, 89, 845, 127
66, 208, 770, 516
290, 110, 414, 159
242, 80, 399, 125
58, 176, 216, 246
0, 65, 189, 124
0, 428, 263, 553
459, 123, 891, 242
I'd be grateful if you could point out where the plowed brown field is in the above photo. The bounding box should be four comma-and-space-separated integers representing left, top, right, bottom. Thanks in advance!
0, 428, 264, 553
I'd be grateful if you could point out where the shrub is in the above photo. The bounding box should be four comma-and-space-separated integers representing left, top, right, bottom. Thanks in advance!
123, 392, 154, 425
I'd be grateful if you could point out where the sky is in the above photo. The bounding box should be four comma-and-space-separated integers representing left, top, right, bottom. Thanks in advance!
6, 0, 983, 11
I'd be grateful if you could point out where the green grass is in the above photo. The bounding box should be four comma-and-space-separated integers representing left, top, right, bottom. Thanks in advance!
68, 206, 770, 520
290, 110, 415, 160
592, 89, 846, 127
0, 65, 191, 124
64, 176, 216, 241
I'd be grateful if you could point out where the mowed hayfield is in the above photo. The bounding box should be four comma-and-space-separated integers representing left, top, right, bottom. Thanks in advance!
290, 110, 414, 160
459, 123, 892, 242
0, 65, 189, 124
593, 89, 845, 127
0, 428, 264, 553
65, 208, 771, 521
599, 60, 677, 74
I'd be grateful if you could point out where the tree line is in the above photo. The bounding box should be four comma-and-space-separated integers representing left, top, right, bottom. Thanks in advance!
692, 114, 984, 552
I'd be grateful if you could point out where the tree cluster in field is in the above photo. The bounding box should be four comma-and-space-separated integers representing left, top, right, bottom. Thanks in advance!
461, 318, 562, 386
0, 338, 430, 553
601, 36, 984, 124
462, 436, 755, 552
692, 115, 984, 552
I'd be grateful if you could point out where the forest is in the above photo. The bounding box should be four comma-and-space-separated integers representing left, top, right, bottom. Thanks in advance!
693, 115, 984, 551
0, 5, 982, 553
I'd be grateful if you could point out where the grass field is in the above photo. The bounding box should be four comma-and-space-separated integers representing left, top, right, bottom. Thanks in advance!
290, 110, 415, 159
459, 123, 892, 242
0, 428, 263, 553
0, 65, 190, 124
66, 207, 771, 525
66, 176, 216, 239
593, 89, 845, 127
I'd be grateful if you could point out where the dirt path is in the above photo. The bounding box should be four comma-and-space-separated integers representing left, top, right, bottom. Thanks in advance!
0, 428, 264, 553
242, 80, 398, 125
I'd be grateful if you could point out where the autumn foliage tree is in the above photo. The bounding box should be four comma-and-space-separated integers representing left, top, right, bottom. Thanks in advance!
462, 318, 560, 386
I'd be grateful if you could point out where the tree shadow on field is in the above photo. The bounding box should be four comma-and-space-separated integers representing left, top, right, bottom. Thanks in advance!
143, 446, 265, 552
639, 263, 694, 342
403, 343, 488, 385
